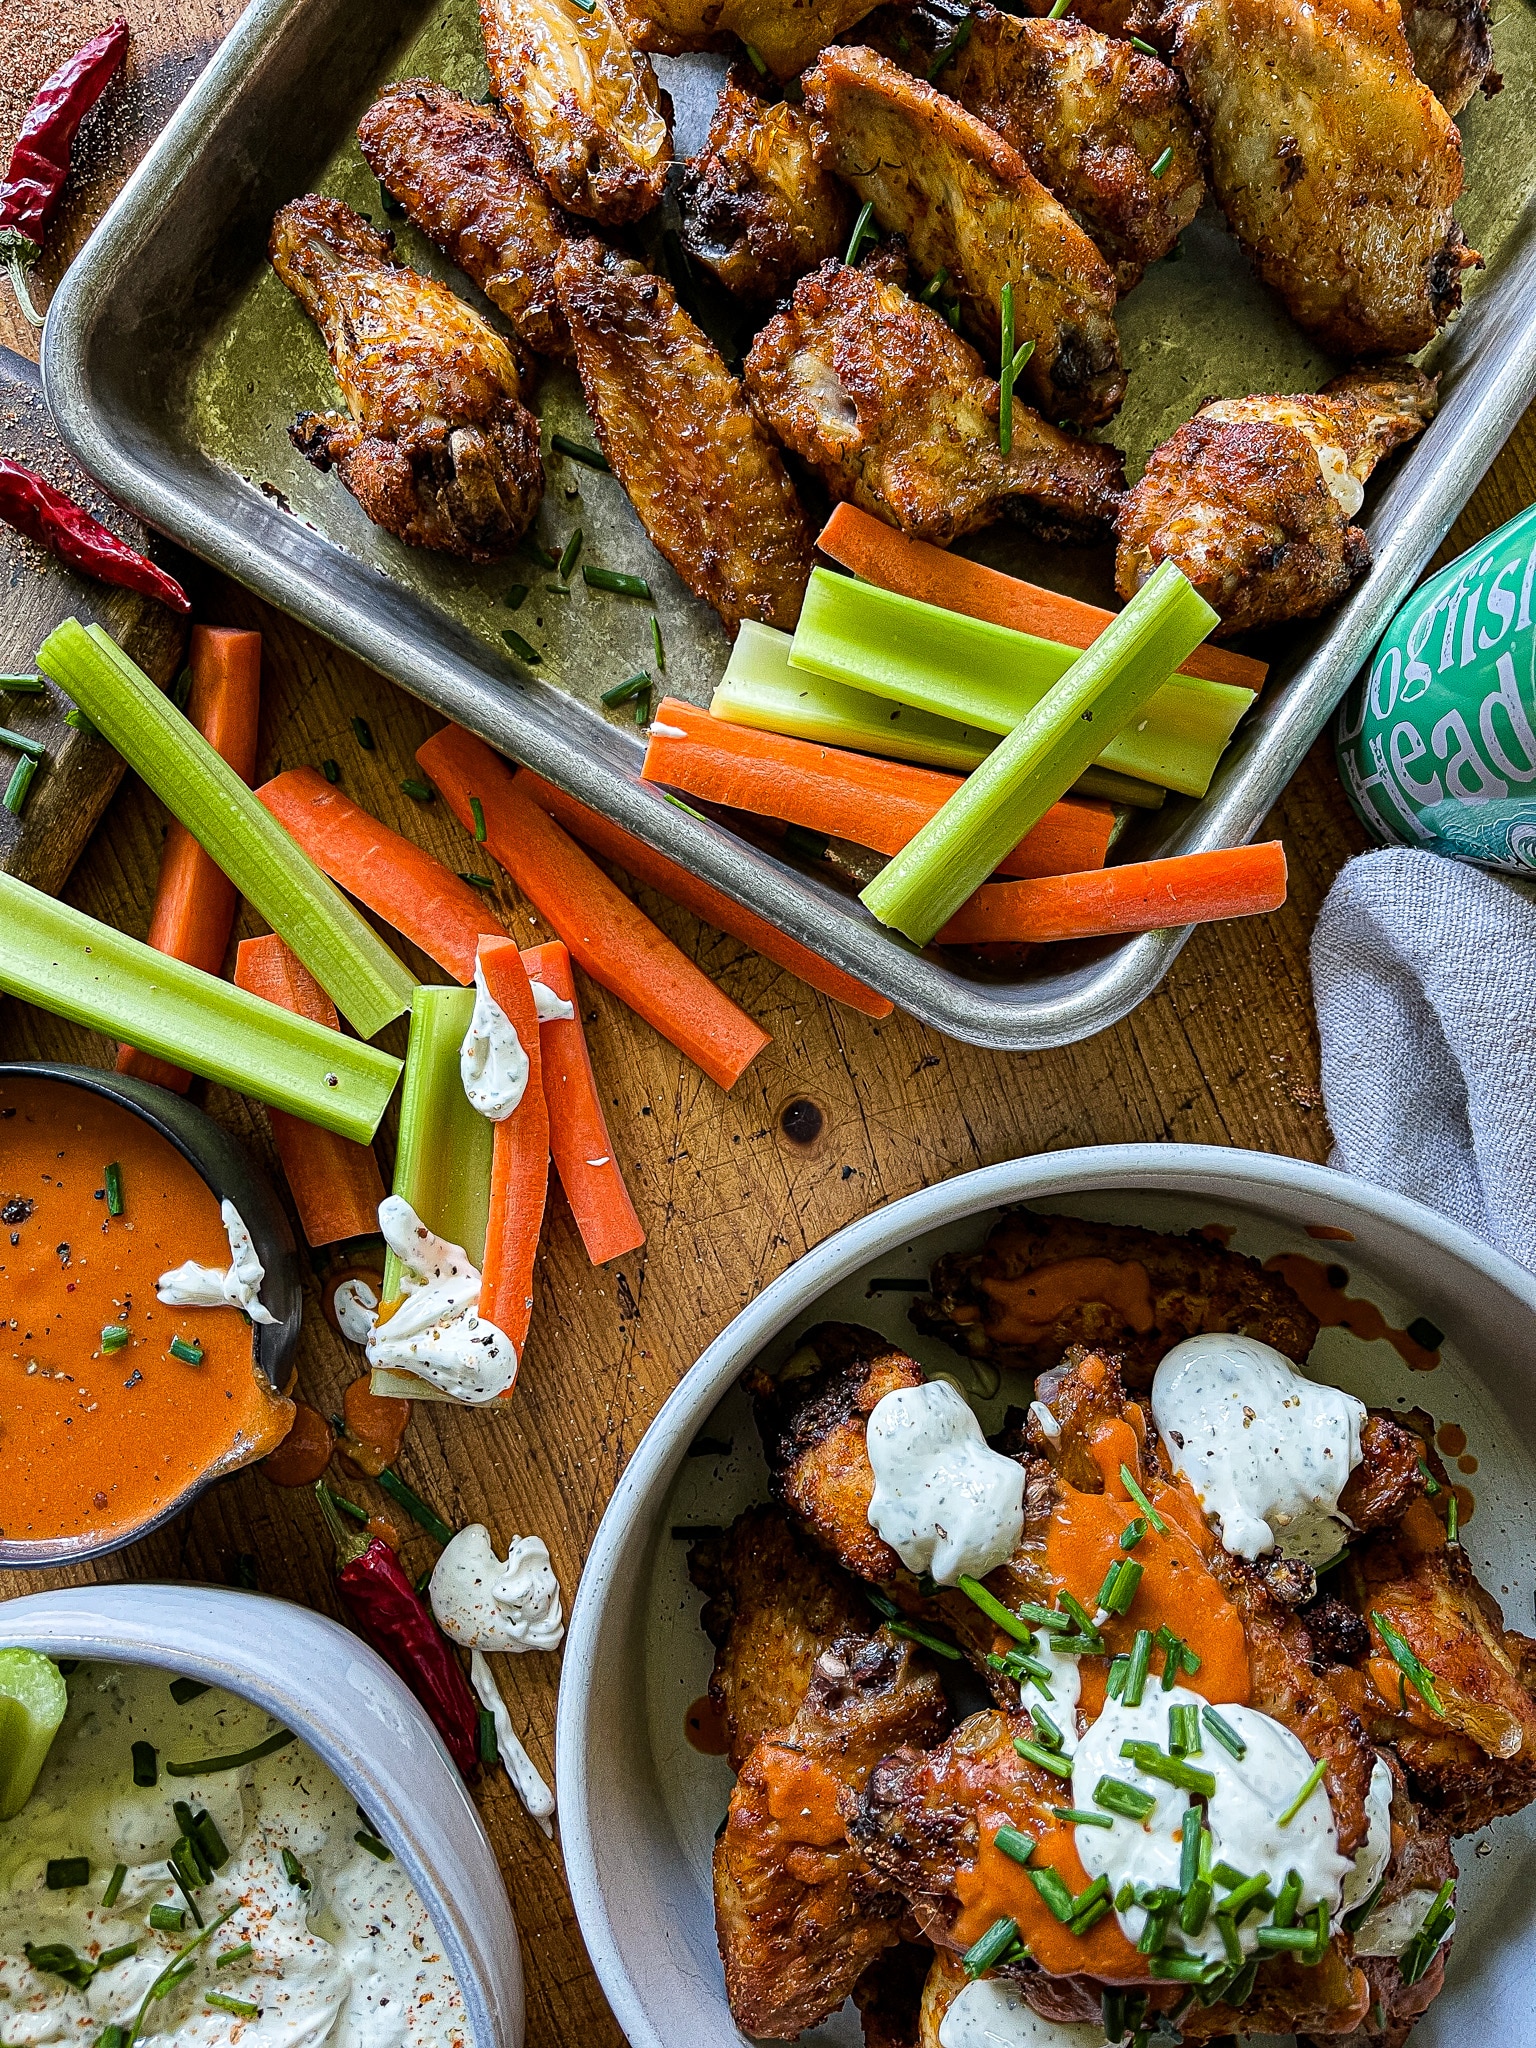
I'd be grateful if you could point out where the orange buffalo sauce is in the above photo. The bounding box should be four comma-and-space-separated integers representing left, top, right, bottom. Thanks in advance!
0, 1077, 292, 1547
760, 1745, 847, 1847
979, 1258, 1155, 1347
953, 1810, 1146, 1981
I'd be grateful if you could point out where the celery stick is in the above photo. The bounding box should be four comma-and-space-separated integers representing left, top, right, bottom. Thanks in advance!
0, 874, 401, 1141
374, 987, 495, 1402
36, 621, 415, 1040
789, 571, 1248, 797
863, 563, 1218, 944
0, 1650, 67, 1821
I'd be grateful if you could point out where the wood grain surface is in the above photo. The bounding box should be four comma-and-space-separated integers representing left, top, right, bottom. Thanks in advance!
2, 9, 1535, 2048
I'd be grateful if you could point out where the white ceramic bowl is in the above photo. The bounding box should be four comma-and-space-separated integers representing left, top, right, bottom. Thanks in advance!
557, 1143, 1536, 2048
2, 1582, 523, 2048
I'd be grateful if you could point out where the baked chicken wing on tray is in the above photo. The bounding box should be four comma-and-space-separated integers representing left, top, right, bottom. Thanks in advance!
617, 0, 881, 77
270, 195, 543, 560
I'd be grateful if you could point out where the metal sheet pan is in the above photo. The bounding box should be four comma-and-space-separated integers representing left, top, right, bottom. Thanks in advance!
40, 0, 1536, 1049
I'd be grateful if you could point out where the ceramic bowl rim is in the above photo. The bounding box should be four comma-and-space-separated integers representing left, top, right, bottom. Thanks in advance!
555, 1141, 1536, 2048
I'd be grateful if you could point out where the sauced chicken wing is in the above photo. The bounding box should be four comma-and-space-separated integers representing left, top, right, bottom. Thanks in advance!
870, 0, 1203, 290
688, 1505, 873, 1770
1161, 0, 1479, 358
679, 71, 853, 302
358, 80, 572, 362
716, 1631, 950, 2037
616, 0, 880, 77
914, 1207, 1320, 1387
479, 0, 672, 223
743, 257, 1125, 547
802, 46, 1124, 427
270, 196, 543, 560
553, 238, 815, 632
1401, 0, 1499, 114
1115, 367, 1437, 638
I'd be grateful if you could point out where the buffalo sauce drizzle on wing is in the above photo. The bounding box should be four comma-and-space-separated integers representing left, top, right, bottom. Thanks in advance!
760, 1744, 848, 1847
978, 1258, 1156, 1349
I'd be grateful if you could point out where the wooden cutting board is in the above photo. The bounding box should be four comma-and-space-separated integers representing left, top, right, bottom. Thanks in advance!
0, 344, 187, 893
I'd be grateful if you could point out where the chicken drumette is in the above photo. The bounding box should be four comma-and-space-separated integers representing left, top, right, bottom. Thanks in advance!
615, 0, 880, 77
744, 255, 1125, 546
270, 195, 543, 560
1115, 367, 1437, 638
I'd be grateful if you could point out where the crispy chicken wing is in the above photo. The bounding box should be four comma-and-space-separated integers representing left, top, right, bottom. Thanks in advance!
716, 1630, 950, 2037
688, 1506, 874, 1770
870, 0, 1204, 290
270, 196, 543, 560
479, 0, 672, 223
553, 238, 815, 632
616, 0, 880, 77
803, 46, 1124, 427
914, 1207, 1320, 1388
743, 256, 1125, 547
1161, 0, 1479, 357
358, 80, 572, 362
1401, 0, 1499, 114
679, 71, 853, 302
1114, 367, 1437, 638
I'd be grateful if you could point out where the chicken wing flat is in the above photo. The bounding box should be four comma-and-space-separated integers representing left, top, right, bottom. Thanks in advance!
358, 80, 572, 362
914, 1207, 1319, 1388
1401, 0, 1499, 114
270, 196, 543, 560
679, 71, 853, 302
744, 257, 1125, 547
554, 238, 814, 632
479, 0, 672, 224
1161, 0, 1479, 357
616, 0, 880, 77
716, 1630, 950, 2037
1114, 367, 1437, 639
803, 46, 1124, 427
688, 1506, 873, 1770
869, 0, 1203, 290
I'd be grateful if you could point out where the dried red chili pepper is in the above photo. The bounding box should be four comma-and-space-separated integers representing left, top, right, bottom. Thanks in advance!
0, 18, 130, 327
0, 460, 189, 614
316, 1481, 479, 1778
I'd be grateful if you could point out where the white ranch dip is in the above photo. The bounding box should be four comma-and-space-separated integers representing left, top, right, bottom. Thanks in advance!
0, 1661, 465, 2047
939, 1977, 1107, 2047
459, 960, 530, 1122
430, 1527, 565, 1653
364, 1197, 516, 1403
866, 1380, 1025, 1586
157, 1203, 276, 1327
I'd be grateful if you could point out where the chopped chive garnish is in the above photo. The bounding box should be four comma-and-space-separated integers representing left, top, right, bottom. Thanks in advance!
320, 757, 340, 783
926, 13, 972, 78
1070, 1893, 1112, 1936
551, 434, 610, 471
1201, 1706, 1246, 1759
132, 1740, 159, 1785
962, 1915, 1020, 1978
103, 1861, 128, 1907
354, 1830, 392, 1860
0, 672, 44, 692
650, 615, 666, 671
1179, 1807, 1202, 1890
400, 778, 434, 803
205, 1993, 259, 2018
64, 707, 97, 734
601, 670, 651, 708
1137, 1900, 1174, 1953
1277, 1757, 1328, 1826
167, 1858, 204, 1927
1272, 1868, 1304, 1928
1131, 33, 1158, 50
1120, 1517, 1147, 1550
1150, 145, 1174, 177
743, 38, 768, 72
328, 1491, 369, 1525
1029, 1864, 1077, 1921
1123, 1628, 1153, 1706
1399, 1877, 1456, 1984
501, 629, 542, 664
372, 1464, 456, 1546
1053, 1806, 1113, 1829
1168, 1703, 1202, 1756
217, 1942, 253, 1968
4, 753, 38, 813
351, 716, 374, 751
168, 1336, 203, 1365
468, 794, 487, 844
996, 1823, 1038, 1865
1016, 1603, 1073, 1635
1446, 1488, 1459, 1541
1119, 1741, 1216, 1797
458, 872, 495, 891
504, 584, 530, 612
282, 1847, 310, 1891
1254, 1923, 1314, 1951
165, 1729, 295, 1777
844, 200, 876, 266
1119, 1465, 1167, 1533
193, 1812, 229, 1869
478, 1708, 498, 1765
558, 528, 584, 581
1372, 1612, 1445, 1716
1056, 1592, 1101, 1640
0, 723, 46, 759
98, 1942, 138, 1968
104, 1161, 124, 1214
1103, 1558, 1143, 1616
1014, 1737, 1074, 1780
887, 1617, 963, 1660
920, 267, 949, 303
1180, 1881, 1212, 1938
1218, 1869, 1271, 1922
101, 1324, 130, 1352
1049, 0, 1072, 15
583, 565, 653, 599
25, 1941, 97, 1987
148, 1903, 184, 1931
46, 1857, 89, 1888
1417, 1458, 1441, 1495
1106, 1657, 1129, 1700
1094, 1775, 1157, 1822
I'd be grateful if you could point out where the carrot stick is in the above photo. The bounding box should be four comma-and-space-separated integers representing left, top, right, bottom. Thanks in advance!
475, 935, 549, 1353
255, 767, 498, 983
513, 768, 895, 1020
416, 725, 771, 1092
521, 940, 644, 1265
117, 626, 262, 1091
642, 696, 1112, 880
818, 504, 1267, 694
936, 842, 1288, 946
233, 934, 387, 1246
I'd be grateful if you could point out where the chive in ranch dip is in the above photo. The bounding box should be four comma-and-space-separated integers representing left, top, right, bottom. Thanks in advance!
0, 1662, 466, 2046
1336, 500, 1536, 872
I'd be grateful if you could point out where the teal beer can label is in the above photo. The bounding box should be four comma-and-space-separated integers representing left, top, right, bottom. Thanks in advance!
1336, 502, 1536, 875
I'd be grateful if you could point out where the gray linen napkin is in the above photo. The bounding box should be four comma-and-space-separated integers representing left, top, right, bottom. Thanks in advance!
1310, 848, 1536, 1274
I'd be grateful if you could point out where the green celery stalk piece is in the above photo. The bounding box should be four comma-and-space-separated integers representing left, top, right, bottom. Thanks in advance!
36, 621, 415, 1040
789, 570, 1249, 797
862, 562, 1218, 944
0, 873, 401, 1142
0, 1649, 68, 1820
